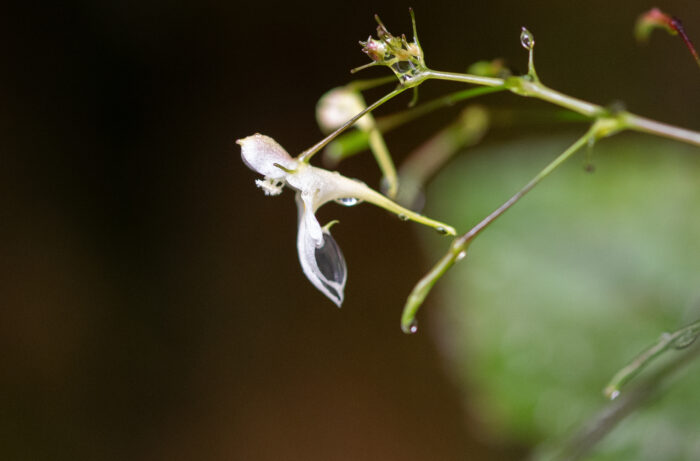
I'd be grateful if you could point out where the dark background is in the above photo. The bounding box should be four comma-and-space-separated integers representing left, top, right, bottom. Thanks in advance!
1, 1, 698, 460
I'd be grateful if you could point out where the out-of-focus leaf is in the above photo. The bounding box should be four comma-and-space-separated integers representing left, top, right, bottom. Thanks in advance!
422, 135, 700, 460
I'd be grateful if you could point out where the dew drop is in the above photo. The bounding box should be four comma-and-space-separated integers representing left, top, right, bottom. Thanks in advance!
335, 197, 362, 207
436, 226, 448, 235
674, 331, 698, 349
456, 250, 467, 261
380, 177, 392, 195
520, 27, 535, 50
398, 213, 409, 221
406, 319, 418, 334
609, 390, 620, 401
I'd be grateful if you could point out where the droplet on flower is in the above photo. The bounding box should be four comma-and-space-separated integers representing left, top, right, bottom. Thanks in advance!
335, 197, 362, 207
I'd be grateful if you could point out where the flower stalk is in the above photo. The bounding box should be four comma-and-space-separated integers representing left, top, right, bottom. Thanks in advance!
604, 318, 700, 400
401, 121, 610, 332
316, 86, 399, 197
298, 86, 409, 164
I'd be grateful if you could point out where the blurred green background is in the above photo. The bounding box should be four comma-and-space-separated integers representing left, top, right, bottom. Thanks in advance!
424, 136, 700, 460
1, 1, 698, 460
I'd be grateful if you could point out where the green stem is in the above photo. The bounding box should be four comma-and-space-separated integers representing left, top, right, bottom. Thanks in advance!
298, 87, 407, 163
367, 127, 398, 198
325, 86, 505, 164
402, 238, 465, 333
423, 69, 505, 87
426, 70, 700, 146
510, 78, 603, 117
603, 318, 700, 399
622, 113, 700, 146
534, 345, 700, 461
378, 86, 505, 131
314, 166, 457, 236
458, 126, 596, 245
401, 126, 597, 333
355, 184, 457, 236
346, 75, 397, 91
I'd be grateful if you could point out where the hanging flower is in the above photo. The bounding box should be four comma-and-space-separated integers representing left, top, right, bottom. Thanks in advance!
237, 133, 455, 306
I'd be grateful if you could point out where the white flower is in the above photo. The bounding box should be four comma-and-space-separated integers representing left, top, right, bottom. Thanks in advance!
237, 133, 455, 306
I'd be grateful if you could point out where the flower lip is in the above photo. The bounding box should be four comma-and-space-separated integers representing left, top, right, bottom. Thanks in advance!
296, 192, 347, 306
237, 133, 298, 179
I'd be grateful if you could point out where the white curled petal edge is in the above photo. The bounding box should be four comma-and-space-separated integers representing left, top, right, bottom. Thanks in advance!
237, 133, 298, 179
295, 192, 347, 307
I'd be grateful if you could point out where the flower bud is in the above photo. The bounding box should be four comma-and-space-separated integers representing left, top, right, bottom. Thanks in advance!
316, 87, 373, 134
355, 13, 426, 83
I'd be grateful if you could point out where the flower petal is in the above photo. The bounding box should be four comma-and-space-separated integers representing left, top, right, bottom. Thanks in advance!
237, 134, 298, 179
299, 189, 323, 246
296, 192, 347, 306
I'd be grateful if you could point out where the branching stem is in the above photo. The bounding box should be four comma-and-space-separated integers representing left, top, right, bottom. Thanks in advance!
603, 318, 700, 399
400, 68, 699, 331
426, 70, 700, 146
401, 125, 600, 332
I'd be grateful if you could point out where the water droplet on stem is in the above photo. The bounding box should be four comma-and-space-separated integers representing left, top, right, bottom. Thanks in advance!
674, 331, 698, 349
520, 27, 535, 50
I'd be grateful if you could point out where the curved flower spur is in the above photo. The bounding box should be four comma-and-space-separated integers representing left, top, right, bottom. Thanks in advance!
237, 134, 456, 306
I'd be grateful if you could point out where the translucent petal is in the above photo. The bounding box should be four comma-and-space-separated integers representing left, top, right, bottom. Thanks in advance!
300, 190, 323, 246
296, 192, 347, 306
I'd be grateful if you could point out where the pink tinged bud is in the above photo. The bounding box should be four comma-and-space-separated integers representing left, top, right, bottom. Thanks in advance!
362, 38, 387, 62
635, 7, 700, 65
636, 8, 676, 42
